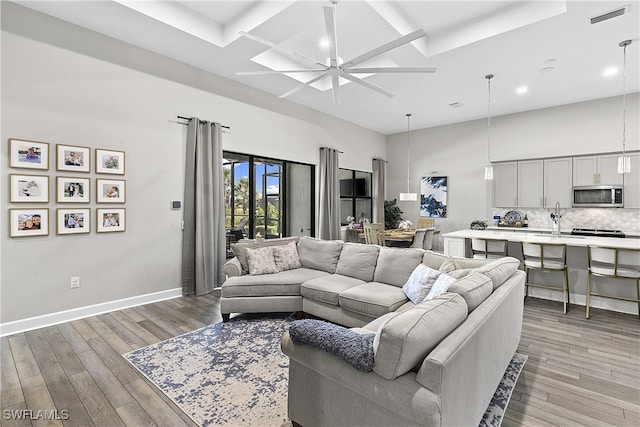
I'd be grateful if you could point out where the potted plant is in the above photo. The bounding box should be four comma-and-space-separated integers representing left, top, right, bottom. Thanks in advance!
384, 199, 403, 230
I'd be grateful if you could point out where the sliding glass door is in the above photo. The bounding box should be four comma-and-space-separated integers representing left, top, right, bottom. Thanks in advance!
224, 152, 314, 239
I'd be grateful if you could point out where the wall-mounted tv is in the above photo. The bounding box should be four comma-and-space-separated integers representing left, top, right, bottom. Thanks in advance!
340, 178, 367, 197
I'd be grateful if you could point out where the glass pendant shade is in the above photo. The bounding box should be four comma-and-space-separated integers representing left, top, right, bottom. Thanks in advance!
399, 192, 418, 201
484, 166, 494, 180
617, 155, 631, 173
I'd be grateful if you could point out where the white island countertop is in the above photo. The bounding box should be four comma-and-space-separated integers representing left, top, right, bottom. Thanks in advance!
443, 229, 640, 250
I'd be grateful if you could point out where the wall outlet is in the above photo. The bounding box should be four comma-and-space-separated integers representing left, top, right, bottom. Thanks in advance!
70, 276, 80, 289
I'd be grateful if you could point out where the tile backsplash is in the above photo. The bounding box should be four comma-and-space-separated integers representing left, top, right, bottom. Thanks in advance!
492, 208, 640, 235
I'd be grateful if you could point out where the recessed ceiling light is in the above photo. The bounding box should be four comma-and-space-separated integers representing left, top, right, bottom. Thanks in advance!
539, 67, 555, 73
603, 67, 618, 77
516, 86, 528, 95
319, 38, 329, 48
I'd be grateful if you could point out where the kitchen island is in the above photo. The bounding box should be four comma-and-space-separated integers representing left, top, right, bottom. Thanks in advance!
443, 229, 639, 315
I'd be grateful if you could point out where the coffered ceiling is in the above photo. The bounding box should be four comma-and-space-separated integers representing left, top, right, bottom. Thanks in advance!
12, 0, 640, 134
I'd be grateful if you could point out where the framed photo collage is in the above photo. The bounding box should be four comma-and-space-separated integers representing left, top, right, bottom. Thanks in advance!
8, 138, 127, 237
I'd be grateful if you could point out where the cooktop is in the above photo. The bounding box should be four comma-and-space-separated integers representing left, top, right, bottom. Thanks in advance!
570, 228, 626, 238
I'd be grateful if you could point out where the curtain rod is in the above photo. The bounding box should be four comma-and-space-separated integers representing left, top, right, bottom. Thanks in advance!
320, 147, 344, 153
177, 115, 230, 129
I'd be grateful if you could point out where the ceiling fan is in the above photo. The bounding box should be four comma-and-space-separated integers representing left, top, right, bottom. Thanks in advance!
236, 1, 436, 105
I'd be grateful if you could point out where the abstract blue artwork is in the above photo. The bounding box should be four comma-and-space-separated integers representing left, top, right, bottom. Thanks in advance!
420, 176, 447, 218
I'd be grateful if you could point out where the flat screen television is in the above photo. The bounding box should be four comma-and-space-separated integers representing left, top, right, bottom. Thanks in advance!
340, 178, 367, 197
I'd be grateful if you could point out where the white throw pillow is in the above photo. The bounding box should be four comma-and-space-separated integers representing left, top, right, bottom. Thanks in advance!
424, 273, 456, 301
272, 241, 302, 271
401, 264, 442, 304
246, 246, 278, 275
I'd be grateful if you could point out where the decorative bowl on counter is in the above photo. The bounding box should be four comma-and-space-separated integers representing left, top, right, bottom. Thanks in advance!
470, 220, 488, 230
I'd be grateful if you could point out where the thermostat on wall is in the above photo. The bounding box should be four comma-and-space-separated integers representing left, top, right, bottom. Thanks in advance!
171, 201, 181, 209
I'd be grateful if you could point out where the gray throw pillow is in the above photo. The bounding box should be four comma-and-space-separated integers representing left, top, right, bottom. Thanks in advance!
272, 241, 302, 271
245, 246, 278, 275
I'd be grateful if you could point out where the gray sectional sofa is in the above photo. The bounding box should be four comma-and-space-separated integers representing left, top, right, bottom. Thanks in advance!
221, 236, 525, 427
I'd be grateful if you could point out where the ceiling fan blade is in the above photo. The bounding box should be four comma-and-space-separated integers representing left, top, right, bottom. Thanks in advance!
236, 69, 327, 76
323, 5, 339, 68
330, 73, 341, 105
341, 29, 427, 70
347, 66, 437, 74
278, 73, 327, 99
340, 73, 394, 98
239, 31, 326, 68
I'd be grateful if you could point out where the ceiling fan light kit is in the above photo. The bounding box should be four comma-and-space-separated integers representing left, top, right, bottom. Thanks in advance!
237, 2, 436, 104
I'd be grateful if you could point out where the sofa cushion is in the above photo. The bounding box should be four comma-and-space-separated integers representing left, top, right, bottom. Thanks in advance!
447, 273, 493, 312
231, 237, 299, 274
401, 264, 442, 304
440, 256, 521, 290
301, 274, 365, 306
438, 256, 491, 272
221, 268, 329, 298
272, 241, 302, 272
297, 237, 343, 274
288, 319, 375, 372
339, 282, 408, 318
373, 247, 424, 287
422, 250, 450, 270
246, 246, 279, 275
373, 293, 468, 380
335, 243, 380, 282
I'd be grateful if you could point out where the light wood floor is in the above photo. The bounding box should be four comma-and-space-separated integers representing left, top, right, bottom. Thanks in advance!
1, 295, 638, 427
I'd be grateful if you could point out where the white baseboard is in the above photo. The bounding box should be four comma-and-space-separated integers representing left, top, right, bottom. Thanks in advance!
0, 288, 183, 337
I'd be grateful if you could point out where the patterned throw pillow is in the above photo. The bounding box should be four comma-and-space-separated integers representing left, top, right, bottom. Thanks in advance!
401, 264, 442, 304
424, 273, 457, 301
272, 241, 302, 272
246, 246, 278, 275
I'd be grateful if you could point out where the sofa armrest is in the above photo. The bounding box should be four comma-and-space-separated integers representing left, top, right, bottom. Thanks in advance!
223, 257, 243, 278
416, 270, 525, 427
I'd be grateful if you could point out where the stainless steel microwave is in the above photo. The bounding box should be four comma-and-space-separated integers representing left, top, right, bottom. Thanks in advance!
572, 185, 623, 208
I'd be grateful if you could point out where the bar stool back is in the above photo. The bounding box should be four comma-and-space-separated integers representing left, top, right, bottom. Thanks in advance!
586, 246, 640, 319
522, 242, 569, 314
471, 238, 508, 259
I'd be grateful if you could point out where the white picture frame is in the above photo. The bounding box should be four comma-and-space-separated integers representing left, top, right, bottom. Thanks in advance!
9, 208, 49, 237
96, 179, 125, 203
96, 148, 125, 175
57, 177, 90, 203
10, 174, 49, 203
97, 208, 125, 233
9, 139, 49, 170
57, 208, 91, 235
57, 144, 91, 173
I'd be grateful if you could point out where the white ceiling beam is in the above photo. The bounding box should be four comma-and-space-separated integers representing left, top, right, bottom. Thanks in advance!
365, 0, 430, 57
222, 1, 297, 46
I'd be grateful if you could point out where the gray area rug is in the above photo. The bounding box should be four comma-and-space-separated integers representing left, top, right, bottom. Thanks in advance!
123, 314, 526, 427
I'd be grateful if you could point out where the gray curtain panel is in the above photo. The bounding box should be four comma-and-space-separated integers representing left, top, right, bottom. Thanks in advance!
372, 158, 386, 224
318, 147, 340, 240
182, 118, 226, 296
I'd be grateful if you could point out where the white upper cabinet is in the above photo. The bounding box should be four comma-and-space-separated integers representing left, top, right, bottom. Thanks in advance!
573, 154, 624, 186
544, 157, 573, 209
623, 153, 640, 208
517, 160, 543, 207
493, 162, 518, 207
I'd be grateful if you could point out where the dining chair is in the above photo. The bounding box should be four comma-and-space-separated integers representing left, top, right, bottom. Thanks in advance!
471, 238, 509, 259
586, 246, 640, 319
410, 228, 435, 250
522, 242, 569, 314
363, 223, 385, 246
417, 218, 435, 229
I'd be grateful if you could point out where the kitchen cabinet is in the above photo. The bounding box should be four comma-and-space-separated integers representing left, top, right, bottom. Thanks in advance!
544, 157, 573, 208
573, 154, 623, 186
623, 153, 640, 208
492, 162, 517, 207
517, 160, 543, 207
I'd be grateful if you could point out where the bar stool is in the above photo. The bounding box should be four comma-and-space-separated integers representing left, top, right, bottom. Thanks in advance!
471, 238, 508, 259
586, 246, 640, 319
522, 242, 569, 314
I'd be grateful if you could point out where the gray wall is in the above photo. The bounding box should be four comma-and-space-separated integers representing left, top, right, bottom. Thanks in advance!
0, 3, 386, 325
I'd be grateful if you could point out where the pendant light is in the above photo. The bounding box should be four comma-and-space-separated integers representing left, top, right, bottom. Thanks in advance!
484, 74, 494, 180
399, 113, 417, 201
618, 40, 631, 174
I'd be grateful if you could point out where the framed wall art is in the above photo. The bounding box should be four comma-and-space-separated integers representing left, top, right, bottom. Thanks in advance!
420, 176, 447, 218
9, 208, 49, 237
96, 149, 125, 175
97, 208, 125, 233
57, 208, 90, 235
57, 144, 90, 172
96, 179, 125, 203
9, 138, 49, 170
57, 177, 90, 203
10, 174, 49, 203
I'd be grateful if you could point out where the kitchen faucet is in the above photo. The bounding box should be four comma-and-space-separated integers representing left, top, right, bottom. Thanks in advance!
550, 201, 561, 237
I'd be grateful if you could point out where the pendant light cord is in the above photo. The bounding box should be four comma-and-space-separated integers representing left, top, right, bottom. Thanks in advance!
622, 41, 627, 157
486, 74, 493, 165
406, 113, 412, 193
